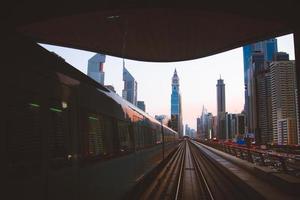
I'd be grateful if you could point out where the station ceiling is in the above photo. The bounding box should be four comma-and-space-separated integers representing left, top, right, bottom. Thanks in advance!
3, 1, 300, 62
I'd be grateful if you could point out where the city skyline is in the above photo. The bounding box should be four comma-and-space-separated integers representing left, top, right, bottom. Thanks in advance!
40, 34, 294, 130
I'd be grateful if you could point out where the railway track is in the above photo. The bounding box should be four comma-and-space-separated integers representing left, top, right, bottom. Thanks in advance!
138, 141, 185, 199
134, 139, 264, 200
190, 140, 264, 200
176, 140, 214, 200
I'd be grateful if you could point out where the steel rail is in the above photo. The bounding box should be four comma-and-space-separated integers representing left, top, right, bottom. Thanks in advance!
174, 140, 186, 200
189, 141, 215, 200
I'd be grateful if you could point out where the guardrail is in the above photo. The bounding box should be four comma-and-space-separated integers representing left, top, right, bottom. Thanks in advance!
197, 140, 300, 177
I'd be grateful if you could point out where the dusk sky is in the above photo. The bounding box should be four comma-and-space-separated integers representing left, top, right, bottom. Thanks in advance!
40, 34, 295, 130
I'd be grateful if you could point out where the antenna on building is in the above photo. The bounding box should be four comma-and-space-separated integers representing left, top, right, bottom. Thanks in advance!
121, 17, 128, 69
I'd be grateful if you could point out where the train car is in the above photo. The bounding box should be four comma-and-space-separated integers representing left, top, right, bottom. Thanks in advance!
1, 33, 179, 200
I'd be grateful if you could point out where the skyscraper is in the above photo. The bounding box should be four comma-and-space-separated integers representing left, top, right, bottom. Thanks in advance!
226, 113, 236, 140
87, 53, 106, 85
236, 114, 246, 138
198, 106, 213, 139
243, 39, 278, 135
247, 51, 273, 144
122, 67, 137, 106
216, 77, 226, 139
171, 69, 183, 136
270, 56, 299, 145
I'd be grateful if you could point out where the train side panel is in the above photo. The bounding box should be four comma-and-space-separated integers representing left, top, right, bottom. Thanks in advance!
1, 32, 179, 200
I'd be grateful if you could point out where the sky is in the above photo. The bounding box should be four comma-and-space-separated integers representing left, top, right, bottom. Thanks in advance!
40, 34, 295, 130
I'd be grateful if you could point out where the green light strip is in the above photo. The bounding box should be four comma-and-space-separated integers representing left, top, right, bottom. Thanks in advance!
50, 107, 62, 113
88, 116, 98, 121
29, 103, 40, 108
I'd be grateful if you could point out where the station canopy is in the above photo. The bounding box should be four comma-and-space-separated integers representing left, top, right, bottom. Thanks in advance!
3, 1, 299, 62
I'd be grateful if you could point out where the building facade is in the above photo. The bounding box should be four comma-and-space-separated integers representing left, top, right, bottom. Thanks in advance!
87, 53, 106, 85
122, 67, 138, 106
270, 58, 299, 145
171, 69, 183, 136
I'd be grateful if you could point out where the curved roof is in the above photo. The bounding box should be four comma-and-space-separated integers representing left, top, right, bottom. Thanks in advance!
3, 1, 299, 62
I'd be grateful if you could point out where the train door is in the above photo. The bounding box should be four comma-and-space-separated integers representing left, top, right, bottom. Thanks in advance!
45, 88, 79, 200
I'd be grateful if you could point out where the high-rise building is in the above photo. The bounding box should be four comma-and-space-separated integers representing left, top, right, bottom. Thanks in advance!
87, 53, 106, 85
198, 106, 213, 139
122, 67, 137, 106
247, 51, 273, 144
137, 101, 145, 112
243, 39, 278, 135
270, 58, 299, 145
243, 39, 278, 76
273, 52, 289, 61
171, 69, 183, 136
212, 116, 218, 139
226, 113, 236, 140
196, 117, 201, 139
185, 124, 190, 137
199, 106, 207, 139
225, 113, 246, 142
216, 77, 226, 139
236, 113, 246, 140
185, 124, 196, 138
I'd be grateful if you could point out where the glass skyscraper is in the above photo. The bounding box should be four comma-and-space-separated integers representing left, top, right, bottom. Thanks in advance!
243, 39, 278, 84
171, 69, 183, 136
243, 38, 278, 137
122, 67, 137, 106
87, 53, 106, 85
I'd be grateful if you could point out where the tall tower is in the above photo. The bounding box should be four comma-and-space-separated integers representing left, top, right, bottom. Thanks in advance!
171, 69, 183, 136
270, 54, 299, 145
217, 77, 226, 139
87, 53, 106, 85
247, 51, 273, 144
122, 67, 138, 105
243, 39, 277, 134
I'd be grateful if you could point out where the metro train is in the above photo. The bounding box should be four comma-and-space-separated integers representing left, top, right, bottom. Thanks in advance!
1, 33, 179, 200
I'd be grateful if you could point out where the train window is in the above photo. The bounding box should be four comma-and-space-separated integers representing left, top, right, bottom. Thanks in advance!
48, 102, 69, 168
87, 113, 105, 156
157, 128, 163, 144
147, 129, 155, 146
118, 121, 131, 151
134, 125, 143, 149
103, 117, 114, 155
6, 98, 42, 178
139, 126, 146, 148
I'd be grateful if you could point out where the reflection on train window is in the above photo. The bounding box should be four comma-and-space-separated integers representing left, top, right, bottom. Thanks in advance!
134, 125, 143, 149
118, 121, 130, 151
157, 128, 162, 144
48, 102, 68, 168
6, 100, 42, 178
88, 114, 105, 156
103, 117, 114, 155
